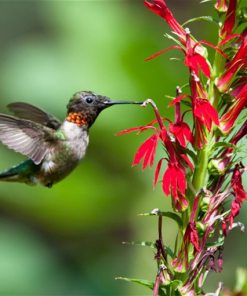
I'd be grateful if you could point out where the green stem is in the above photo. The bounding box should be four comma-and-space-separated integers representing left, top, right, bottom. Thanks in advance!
192, 148, 209, 192
209, 37, 226, 109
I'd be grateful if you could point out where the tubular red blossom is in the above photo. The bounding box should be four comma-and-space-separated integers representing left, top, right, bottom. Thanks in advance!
141, 99, 167, 133
220, 0, 237, 38
145, 33, 212, 78
144, 0, 186, 42
172, 222, 199, 272
144, 0, 206, 55
185, 30, 211, 78
215, 0, 228, 12
217, 35, 247, 92
231, 119, 247, 144
222, 198, 241, 236
231, 164, 247, 203
193, 98, 220, 130
190, 71, 207, 100
169, 122, 192, 148
220, 84, 247, 133
217, 249, 223, 273
162, 161, 186, 201
221, 165, 247, 235
230, 77, 247, 98
132, 134, 160, 170
118, 98, 192, 210
169, 88, 219, 149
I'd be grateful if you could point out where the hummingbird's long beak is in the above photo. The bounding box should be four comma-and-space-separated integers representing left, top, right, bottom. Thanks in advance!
103, 100, 143, 106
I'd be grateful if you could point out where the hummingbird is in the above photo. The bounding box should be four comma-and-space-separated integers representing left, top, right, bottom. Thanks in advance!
0, 91, 142, 188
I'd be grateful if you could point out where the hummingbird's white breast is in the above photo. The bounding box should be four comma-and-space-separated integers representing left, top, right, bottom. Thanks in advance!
61, 121, 89, 160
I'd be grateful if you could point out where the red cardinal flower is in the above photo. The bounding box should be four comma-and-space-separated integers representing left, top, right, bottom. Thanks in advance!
215, 0, 227, 12
217, 34, 247, 92
169, 90, 219, 149
222, 198, 241, 236
144, 0, 206, 56
132, 133, 160, 170
171, 222, 199, 272
220, 0, 237, 37
145, 28, 213, 78
220, 83, 247, 134
168, 86, 193, 148
117, 99, 192, 211
222, 164, 247, 235
231, 164, 247, 204
162, 159, 186, 199
145, 28, 228, 80
169, 121, 192, 148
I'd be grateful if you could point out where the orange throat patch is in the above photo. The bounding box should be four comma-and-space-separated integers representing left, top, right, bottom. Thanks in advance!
67, 112, 87, 127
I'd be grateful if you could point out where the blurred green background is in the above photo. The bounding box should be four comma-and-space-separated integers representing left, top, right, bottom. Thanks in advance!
0, 1, 246, 295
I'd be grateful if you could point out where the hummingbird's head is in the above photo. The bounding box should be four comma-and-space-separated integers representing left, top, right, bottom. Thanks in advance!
66, 91, 142, 127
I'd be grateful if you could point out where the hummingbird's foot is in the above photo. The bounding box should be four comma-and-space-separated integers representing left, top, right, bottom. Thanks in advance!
45, 181, 53, 188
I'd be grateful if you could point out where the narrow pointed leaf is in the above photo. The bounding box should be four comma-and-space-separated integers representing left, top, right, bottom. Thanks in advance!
209, 142, 247, 155
116, 277, 154, 290
204, 231, 225, 248
123, 241, 156, 249
139, 211, 183, 229
183, 16, 220, 27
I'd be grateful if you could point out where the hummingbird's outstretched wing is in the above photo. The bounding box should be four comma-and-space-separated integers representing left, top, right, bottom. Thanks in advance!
7, 102, 62, 130
0, 114, 59, 165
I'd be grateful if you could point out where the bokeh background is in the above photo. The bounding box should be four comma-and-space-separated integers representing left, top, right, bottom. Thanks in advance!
0, 0, 246, 295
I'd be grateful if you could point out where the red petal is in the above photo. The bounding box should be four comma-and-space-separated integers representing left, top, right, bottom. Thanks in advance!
196, 40, 230, 60
194, 53, 211, 78
230, 199, 240, 219
116, 127, 141, 135
188, 223, 199, 251
180, 154, 194, 170
168, 95, 191, 107
154, 158, 165, 188
132, 136, 154, 167
149, 134, 159, 168
217, 34, 243, 47
145, 45, 185, 61
142, 135, 159, 170
176, 166, 186, 194
162, 167, 172, 196
169, 122, 192, 148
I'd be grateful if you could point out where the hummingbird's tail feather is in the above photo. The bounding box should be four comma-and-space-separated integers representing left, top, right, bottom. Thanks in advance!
0, 169, 19, 182
0, 159, 38, 185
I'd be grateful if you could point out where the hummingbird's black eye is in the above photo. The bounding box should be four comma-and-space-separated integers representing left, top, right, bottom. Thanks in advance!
85, 97, 93, 104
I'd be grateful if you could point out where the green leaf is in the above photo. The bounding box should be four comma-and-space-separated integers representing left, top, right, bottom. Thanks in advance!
183, 16, 220, 27
123, 241, 156, 249
164, 33, 185, 48
180, 147, 197, 165
204, 230, 225, 248
122, 241, 174, 259
235, 268, 247, 292
139, 211, 183, 230
180, 100, 192, 108
116, 277, 168, 295
164, 95, 192, 108
164, 95, 175, 102
209, 141, 247, 156
116, 277, 155, 289
164, 246, 175, 259
170, 280, 183, 290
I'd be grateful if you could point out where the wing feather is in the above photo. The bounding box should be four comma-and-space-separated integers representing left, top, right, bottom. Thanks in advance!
0, 114, 58, 164
7, 102, 62, 130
